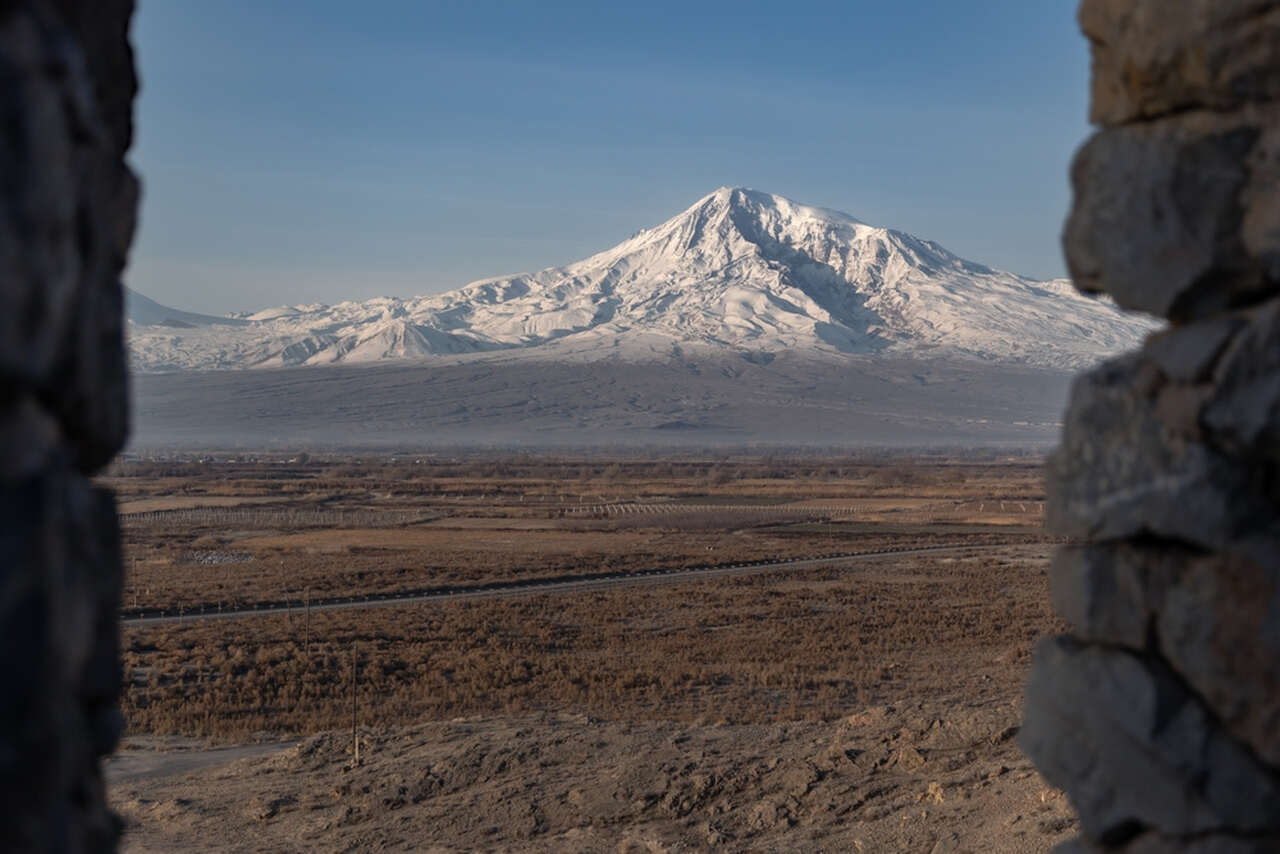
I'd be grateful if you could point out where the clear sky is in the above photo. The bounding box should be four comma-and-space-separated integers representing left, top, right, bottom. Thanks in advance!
128, 1, 1090, 315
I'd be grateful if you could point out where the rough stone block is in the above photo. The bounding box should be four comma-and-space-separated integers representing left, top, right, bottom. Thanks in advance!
1021, 638, 1280, 842
0, 471, 122, 853
0, 10, 84, 388
1064, 112, 1280, 321
1050, 545, 1152, 650
0, 4, 135, 473
1046, 355, 1277, 563
1037, 3, 1280, 852
1052, 542, 1280, 768
1057, 831, 1280, 853
1143, 317, 1242, 383
1202, 297, 1280, 456
1080, 0, 1280, 125
0, 2, 137, 850
1156, 551, 1280, 768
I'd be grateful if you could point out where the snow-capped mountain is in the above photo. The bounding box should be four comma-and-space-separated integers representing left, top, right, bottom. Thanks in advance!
127, 187, 1155, 373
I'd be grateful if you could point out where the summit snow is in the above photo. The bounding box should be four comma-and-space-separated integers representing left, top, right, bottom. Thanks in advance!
127, 188, 1155, 373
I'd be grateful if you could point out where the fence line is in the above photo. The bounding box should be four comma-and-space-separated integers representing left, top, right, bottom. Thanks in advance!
121, 507, 437, 528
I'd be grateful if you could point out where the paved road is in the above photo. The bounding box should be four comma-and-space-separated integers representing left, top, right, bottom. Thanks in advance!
121, 543, 1006, 627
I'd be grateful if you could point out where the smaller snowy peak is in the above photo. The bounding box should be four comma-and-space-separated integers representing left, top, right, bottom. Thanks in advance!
126, 189, 1157, 372
244, 305, 328, 322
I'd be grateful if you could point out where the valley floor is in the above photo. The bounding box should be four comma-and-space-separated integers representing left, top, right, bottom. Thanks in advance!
105, 456, 1072, 852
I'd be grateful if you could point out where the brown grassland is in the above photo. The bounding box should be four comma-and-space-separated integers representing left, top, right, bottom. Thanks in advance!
107, 456, 1077, 852
107, 456, 1057, 738
110, 455, 1049, 612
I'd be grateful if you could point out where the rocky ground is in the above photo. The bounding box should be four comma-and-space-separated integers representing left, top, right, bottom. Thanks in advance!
111, 701, 1074, 853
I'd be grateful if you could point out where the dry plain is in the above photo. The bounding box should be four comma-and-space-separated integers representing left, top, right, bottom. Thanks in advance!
104, 455, 1076, 852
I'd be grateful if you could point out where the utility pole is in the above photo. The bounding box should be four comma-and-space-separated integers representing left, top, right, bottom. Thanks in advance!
304, 588, 310, 659
351, 646, 359, 764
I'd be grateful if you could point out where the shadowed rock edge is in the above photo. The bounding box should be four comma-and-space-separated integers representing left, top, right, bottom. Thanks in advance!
0, 1, 138, 851
1022, 2, 1280, 852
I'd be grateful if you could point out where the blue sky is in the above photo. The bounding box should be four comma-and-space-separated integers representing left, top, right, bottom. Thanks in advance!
129, 1, 1090, 315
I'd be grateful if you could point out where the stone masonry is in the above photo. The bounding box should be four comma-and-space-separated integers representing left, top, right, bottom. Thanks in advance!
1, 1, 1277, 852
1020, 2, 1280, 852
0, 1, 138, 851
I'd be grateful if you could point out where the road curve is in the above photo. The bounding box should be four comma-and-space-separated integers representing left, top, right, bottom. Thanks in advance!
122, 543, 1009, 627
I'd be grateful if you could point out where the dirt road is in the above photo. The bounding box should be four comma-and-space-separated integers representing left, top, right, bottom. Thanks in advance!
121, 543, 1003, 626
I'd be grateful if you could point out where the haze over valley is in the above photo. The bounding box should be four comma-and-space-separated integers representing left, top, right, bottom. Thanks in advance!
127, 188, 1156, 448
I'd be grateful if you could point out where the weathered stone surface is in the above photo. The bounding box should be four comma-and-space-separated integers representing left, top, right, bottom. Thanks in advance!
1156, 551, 1280, 768
49, 0, 138, 156
1053, 543, 1280, 767
1046, 355, 1278, 562
1021, 638, 1280, 842
1070, 295, 1280, 461
1242, 118, 1280, 277
1143, 317, 1241, 383
1037, 2, 1280, 851
0, 472, 123, 852
1202, 297, 1280, 456
0, 395, 65, 480
1064, 112, 1279, 320
1080, 0, 1280, 125
0, 10, 85, 388
1057, 831, 1280, 853
0, 1, 137, 851
0, 2, 136, 473
1051, 545, 1152, 650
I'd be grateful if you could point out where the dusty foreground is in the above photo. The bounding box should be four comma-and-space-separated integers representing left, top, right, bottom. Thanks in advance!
112, 703, 1072, 853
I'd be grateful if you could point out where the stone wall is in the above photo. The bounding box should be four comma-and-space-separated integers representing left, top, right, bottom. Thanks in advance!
0, 1, 138, 851
1021, 2, 1280, 852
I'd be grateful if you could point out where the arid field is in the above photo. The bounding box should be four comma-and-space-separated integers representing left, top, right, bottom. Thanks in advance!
104, 455, 1076, 852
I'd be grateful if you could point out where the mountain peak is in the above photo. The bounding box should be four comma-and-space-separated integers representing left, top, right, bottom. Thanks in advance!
705, 185, 775, 206
692, 186, 864, 226
126, 189, 1156, 372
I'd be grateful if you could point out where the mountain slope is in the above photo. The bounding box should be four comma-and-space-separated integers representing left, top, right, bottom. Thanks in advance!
127, 188, 1155, 373
125, 288, 247, 329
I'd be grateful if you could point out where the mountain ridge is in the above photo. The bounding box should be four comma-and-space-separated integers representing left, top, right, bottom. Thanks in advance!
127, 187, 1156, 373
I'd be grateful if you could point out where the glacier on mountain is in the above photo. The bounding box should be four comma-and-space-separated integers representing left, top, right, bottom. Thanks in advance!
127, 187, 1156, 373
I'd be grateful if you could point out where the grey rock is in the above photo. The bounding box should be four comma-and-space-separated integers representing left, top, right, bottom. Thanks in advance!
0, 1, 137, 851
0, 10, 84, 389
1052, 841, 1098, 854
0, 395, 65, 480
0, 471, 121, 853
1058, 831, 1280, 853
1046, 355, 1277, 563
0, 3, 136, 473
1203, 297, 1280, 457
1036, 4, 1280, 851
1064, 114, 1273, 321
1080, 0, 1280, 125
1021, 638, 1280, 841
1242, 121, 1280, 279
49, 0, 139, 157
1156, 551, 1280, 768
1143, 317, 1241, 383
1051, 545, 1152, 650
1126, 832, 1280, 853
1053, 543, 1280, 767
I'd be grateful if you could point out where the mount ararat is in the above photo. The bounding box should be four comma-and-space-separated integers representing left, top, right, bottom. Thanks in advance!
128, 188, 1157, 448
